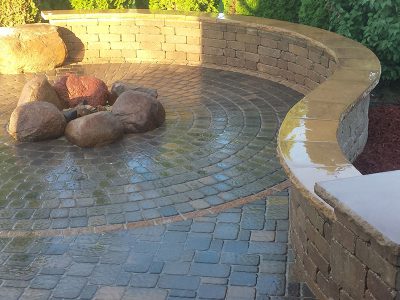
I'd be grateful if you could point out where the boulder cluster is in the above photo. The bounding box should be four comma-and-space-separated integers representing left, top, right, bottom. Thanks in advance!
8, 74, 165, 147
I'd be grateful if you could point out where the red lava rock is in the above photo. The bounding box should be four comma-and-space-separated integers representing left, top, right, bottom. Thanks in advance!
354, 105, 400, 174
53, 74, 110, 108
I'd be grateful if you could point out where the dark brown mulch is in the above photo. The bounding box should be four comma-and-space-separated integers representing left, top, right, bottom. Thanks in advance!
353, 105, 400, 174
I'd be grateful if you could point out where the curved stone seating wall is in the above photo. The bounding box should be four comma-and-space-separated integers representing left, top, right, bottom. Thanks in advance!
42, 10, 397, 300
42, 10, 337, 94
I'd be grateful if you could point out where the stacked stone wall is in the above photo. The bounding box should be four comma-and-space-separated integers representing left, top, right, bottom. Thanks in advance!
49, 16, 336, 93
338, 95, 370, 162
290, 187, 399, 300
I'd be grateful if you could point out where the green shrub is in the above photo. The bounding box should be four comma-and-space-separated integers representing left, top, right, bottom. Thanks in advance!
148, 0, 218, 12
234, 0, 260, 15
329, 0, 400, 81
262, 0, 300, 22
299, 0, 329, 29
222, 0, 235, 14
135, 0, 149, 8
0, 0, 39, 26
36, 0, 72, 10
234, 0, 300, 22
69, 0, 136, 9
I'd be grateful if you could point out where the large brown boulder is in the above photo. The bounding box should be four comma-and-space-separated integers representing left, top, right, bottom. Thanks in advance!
65, 112, 124, 148
0, 24, 67, 74
54, 74, 111, 108
112, 90, 165, 134
18, 75, 66, 110
8, 102, 66, 142
110, 81, 158, 105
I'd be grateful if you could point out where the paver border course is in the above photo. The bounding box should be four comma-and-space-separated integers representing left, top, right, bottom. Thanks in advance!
39, 9, 398, 299
0, 180, 291, 238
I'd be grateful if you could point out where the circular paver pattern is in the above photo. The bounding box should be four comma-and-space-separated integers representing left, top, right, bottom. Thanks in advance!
0, 64, 302, 235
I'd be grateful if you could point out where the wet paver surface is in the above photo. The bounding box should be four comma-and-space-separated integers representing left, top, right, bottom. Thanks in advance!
0, 64, 301, 235
0, 192, 315, 300
0, 64, 314, 299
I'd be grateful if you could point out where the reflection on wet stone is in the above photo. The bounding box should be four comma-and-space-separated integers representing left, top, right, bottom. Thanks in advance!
0, 64, 302, 233
0, 63, 316, 298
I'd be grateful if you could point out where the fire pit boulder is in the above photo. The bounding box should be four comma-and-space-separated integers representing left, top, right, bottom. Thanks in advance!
112, 90, 165, 133
54, 74, 111, 108
65, 111, 124, 147
110, 81, 158, 104
9, 74, 165, 147
0, 24, 67, 74
8, 102, 66, 142
17, 75, 66, 110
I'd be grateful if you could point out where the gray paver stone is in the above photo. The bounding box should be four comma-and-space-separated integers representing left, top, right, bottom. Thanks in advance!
158, 274, 200, 290
53, 276, 87, 298
198, 284, 227, 299
257, 274, 286, 296
230, 271, 257, 286
190, 263, 230, 278
130, 274, 159, 288
214, 223, 239, 240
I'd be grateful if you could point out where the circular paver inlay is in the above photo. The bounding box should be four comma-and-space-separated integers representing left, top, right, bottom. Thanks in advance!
0, 64, 302, 235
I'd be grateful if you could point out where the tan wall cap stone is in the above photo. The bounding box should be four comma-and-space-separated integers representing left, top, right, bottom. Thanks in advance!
42, 9, 216, 21
281, 161, 359, 218
328, 68, 380, 85
279, 141, 349, 168
315, 171, 400, 260
280, 118, 339, 143
285, 100, 348, 121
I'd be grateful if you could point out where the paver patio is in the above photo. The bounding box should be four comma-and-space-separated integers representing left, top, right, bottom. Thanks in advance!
0, 64, 314, 299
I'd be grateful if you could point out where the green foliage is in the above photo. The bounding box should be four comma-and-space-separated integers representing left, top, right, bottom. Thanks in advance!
0, 0, 39, 26
69, 0, 136, 9
234, 0, 259, 15
329, 0, 400, 81
148, 0, 218, 12
218, 0, 224, 13
135, 0, 149, 8
37, 0, 146, 10
36, 0, 72, 10
299, 0, 329, 29
262, 0, 300, 22
235, 0, 300, 22
222, 0, 236, 14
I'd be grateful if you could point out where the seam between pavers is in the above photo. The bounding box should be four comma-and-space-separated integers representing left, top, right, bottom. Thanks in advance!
0, 180, 290, 238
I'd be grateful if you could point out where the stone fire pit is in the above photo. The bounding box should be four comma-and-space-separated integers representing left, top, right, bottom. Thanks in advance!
7, 75, 165, 147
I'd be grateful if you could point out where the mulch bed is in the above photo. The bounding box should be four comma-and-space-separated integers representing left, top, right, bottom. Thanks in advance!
353, 105, 400, 174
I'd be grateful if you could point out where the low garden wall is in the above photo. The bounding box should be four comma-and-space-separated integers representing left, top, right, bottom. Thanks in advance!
42, 10, 397, 299
42, 9, 338, 94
